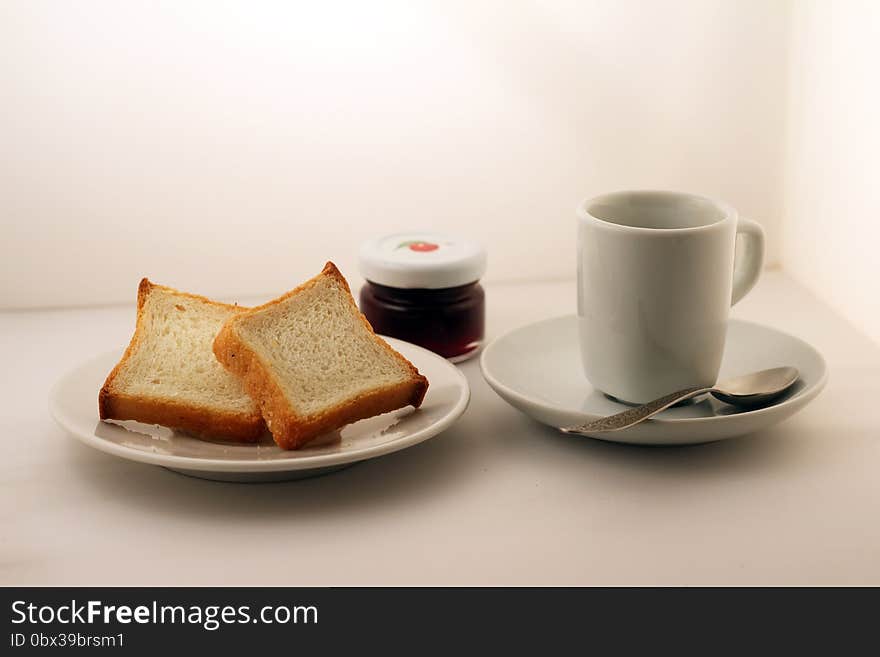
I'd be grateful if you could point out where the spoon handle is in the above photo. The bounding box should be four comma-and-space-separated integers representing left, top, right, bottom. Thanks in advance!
561, 385, 712, 435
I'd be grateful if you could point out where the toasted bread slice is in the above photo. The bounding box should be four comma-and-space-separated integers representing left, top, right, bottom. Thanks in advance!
213, 262, 429, 449
99, 279, 265, 441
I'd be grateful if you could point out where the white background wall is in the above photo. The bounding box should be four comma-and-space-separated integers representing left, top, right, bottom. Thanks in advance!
783, 0, 880, 345
1, 0, 790, 309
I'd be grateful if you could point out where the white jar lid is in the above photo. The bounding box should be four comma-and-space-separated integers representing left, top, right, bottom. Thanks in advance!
359, 232, 487, 289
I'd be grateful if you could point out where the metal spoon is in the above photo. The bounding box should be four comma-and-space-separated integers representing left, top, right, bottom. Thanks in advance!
561, 367, 799, 435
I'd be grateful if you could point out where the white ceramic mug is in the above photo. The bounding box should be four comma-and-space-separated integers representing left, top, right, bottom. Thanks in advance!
577, 190, 764, 404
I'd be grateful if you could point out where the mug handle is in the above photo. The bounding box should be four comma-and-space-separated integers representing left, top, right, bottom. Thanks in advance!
731, 218, 765, 306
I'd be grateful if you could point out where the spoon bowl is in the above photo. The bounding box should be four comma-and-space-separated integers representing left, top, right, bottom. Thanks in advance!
711, 366, 800, 406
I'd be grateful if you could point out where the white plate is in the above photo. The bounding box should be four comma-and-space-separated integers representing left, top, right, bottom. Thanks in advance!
481, 316, 827, 445
50, 337, 470, 482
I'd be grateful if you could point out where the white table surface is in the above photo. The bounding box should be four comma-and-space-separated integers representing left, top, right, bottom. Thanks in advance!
2, 271, 879, 586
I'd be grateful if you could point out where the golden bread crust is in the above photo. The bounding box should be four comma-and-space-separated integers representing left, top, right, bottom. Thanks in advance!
98, 278, 265, 442
99, 392, 265, 442
213, 262, 429, 449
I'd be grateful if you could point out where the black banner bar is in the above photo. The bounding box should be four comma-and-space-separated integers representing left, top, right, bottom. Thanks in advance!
1, 587, 875, 652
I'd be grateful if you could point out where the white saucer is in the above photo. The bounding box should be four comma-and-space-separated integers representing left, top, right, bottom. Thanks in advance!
50, 338, 470, 482
481, 316, 827, 445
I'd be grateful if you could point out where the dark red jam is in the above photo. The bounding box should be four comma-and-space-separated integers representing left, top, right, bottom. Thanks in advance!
359, 281, 485, 361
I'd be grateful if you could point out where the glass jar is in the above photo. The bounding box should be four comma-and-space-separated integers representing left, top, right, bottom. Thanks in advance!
359, 233, 487, 362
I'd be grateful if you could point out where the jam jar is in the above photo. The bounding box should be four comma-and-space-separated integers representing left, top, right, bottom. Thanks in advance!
359, 233, 487, 362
